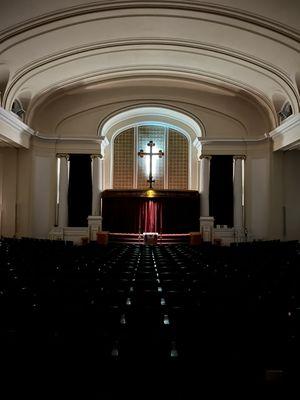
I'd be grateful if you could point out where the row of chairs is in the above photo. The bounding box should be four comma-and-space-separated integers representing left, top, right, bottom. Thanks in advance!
0, 237, 299, 388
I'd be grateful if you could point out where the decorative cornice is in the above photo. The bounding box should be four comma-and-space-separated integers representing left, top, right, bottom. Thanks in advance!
0, 107, 33, 136
33, 131, 102, 144
90, 154, 103, 159
269, 114, 300, 139
199, 136, 269, 144
0, 107, 33, 148
199, 155, 212, 160
268, 113, 300, 151
233, 155, 246, 160
56, 153, 69, 160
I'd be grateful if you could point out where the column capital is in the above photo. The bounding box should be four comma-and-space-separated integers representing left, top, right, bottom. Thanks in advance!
199, 154, 212, 160
90, 154, 103, 160
233, 155, 246, 161
56, 153, 69, 160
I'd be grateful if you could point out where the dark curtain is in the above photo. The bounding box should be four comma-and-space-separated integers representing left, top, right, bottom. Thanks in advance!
139, 200, 162, 233
161, 197, 199, 233
102, 198, 140, 233
209, 155, 233, 227
102, 196, 199, 233
68, 154, 92, 227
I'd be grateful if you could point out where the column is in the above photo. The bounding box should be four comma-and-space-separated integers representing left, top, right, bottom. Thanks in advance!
91, 154, 103, 216
57, 153, 69, 227
88, 154, 103, 241
199, 155, 214, 242
233, 155, 245, 231
199, 155, 211, 217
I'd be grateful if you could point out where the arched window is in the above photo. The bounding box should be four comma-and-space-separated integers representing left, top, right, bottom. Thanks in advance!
11, 99, 25, 120
278, 101, 293, 122
100, 106, 202, 190
113, 124, 189, 190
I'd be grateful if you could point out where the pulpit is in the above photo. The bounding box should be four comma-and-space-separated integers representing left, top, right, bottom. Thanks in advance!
143, 232, 158, 245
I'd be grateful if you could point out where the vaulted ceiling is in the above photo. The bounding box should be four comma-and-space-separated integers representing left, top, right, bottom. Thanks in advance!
0, 0, 299, 140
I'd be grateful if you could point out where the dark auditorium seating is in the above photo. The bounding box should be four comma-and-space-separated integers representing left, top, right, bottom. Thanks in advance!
0, 237, 299, 396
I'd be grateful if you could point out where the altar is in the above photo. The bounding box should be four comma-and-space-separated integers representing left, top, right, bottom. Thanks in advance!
143, 232, 158, 245
101, 189, 200, 234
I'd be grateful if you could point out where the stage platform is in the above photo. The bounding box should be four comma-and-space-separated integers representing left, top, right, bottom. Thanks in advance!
103, 232, 198, 245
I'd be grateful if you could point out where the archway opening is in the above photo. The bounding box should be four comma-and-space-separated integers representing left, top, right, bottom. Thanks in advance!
99, 106, 203, 234
100, 106, 203, 191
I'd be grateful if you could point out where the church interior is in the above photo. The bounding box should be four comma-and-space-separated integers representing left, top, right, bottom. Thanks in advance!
0, 0, 300, 396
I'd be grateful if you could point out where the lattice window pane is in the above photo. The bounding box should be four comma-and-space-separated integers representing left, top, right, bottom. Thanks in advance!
137, 125, 165, 189
168, 129, 188, 189
113, 128, 134, 188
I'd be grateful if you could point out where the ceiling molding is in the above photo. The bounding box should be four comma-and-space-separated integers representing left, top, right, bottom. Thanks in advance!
23, 69, 277, 131
99, 106, 203, 145
6, 39, 298, 104
1, 1, 299, 44
2, 40, 296, 130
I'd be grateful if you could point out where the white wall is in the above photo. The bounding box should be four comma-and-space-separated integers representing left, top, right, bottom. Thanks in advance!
268, 151, 284, 239
0, 153, 3, 235
13, 138, 99, 239
16, 148, 33, 237
31, 152, 57, 238
0, 148, 17, 237
246, 151, 270, 240
283, 150, 300, 240
0, 144, 59, 239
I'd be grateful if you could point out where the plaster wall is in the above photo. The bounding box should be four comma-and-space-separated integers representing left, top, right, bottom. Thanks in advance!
30, 151, 57, 238
0, 148, 17, 237
283, 150, 300, 240
16, 148, 33, 237
0, 153, 3, 235
244, 146, 270, 240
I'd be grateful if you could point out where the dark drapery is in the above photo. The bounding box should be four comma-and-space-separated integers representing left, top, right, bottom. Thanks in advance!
102, 198, 140, 233
102, 191, 200, 233
139, 200, 163, 233
68, 154, 92, 227
209, 155, 233, 227
161, 197, 199, 233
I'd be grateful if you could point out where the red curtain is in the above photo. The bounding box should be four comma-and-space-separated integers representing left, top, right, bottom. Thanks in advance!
102, 194, 200, 233
139, 200, 162, 233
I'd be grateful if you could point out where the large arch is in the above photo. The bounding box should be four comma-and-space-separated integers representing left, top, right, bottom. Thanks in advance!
99, 106, 203, 190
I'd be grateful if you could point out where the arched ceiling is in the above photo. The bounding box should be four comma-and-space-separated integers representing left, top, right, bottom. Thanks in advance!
0, 0, 299, 139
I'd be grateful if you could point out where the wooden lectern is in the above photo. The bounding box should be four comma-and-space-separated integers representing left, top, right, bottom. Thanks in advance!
96, 231, 109, 245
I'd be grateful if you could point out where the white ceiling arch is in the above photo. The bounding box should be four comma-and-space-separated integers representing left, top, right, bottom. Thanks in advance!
12, 43, 294, 129
0, 0, 299, 139
4, 36, 299, 116
29, 73, 272, 140
100, 105, 203, 144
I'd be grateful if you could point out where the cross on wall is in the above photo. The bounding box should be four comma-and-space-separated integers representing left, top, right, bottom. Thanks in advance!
138, 141, 164, 189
